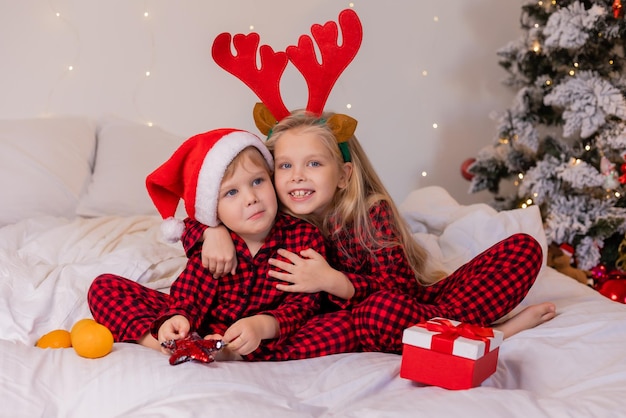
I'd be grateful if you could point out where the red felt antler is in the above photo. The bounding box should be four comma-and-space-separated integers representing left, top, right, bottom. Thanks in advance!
287, 9, 362, 116
212, 32, 290, 121
211, 9, 362, 122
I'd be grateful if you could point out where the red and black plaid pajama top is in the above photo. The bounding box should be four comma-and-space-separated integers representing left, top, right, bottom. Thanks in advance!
88, 213, 358, 361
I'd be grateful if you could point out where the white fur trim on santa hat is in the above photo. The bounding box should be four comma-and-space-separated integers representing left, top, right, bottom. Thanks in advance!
161, 216, 185, 243
194, 131, 273, 226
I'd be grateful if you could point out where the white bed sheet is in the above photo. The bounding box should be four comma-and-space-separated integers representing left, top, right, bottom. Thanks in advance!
1, 187, 626, 418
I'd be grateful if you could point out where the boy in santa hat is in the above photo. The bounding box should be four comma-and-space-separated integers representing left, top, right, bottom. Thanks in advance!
88, 128, 357, 361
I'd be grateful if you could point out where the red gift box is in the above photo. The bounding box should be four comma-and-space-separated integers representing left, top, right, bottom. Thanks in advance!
400, 317, 504, 390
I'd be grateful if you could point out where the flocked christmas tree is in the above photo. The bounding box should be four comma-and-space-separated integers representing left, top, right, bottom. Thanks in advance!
468, 0, 626, 271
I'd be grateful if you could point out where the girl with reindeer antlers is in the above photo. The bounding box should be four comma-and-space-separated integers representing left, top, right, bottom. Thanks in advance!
186, 8, 556, 355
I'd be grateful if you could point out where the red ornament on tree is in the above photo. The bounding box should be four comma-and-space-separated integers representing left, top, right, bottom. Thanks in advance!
597, 279, 626, 304
613, 0, 623, 18
619, 163, 626, 184
460, 158, 476, 181
591, 264, 608, 282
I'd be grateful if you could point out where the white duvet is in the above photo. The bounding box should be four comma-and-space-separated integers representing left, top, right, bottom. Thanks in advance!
1, 186, 626, 418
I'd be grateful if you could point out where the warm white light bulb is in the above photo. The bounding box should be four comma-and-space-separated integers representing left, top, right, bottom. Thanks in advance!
147, 121, 153, 127
249, 25, 254, 31
433, 16, 439, 22
421, 171, 427, 177
532, 41, 541, 53
349, 2, 354, 7
144, 12, 149, 17
346, 104, 352, 109
422, 70, 428, 76
68, 65, 74, 71
56, 12, 61, 17
432, 123, 438, 129
145, 71, 151, 77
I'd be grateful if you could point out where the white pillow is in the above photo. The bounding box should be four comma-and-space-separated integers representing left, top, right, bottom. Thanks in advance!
76, 120, 183, 217
0, 116, 96, 226
400, 186, 548, 273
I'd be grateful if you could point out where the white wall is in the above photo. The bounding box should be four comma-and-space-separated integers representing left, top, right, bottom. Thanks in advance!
0, 0, 522, 204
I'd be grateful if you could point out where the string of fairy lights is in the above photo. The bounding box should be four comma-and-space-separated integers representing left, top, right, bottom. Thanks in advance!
133, 7, 156, 127
44, 2, 365, 125
44, 1, 80, 117
43, 1, 445, 181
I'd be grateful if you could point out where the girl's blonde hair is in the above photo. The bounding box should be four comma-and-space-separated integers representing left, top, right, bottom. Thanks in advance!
266, 110, 445, 285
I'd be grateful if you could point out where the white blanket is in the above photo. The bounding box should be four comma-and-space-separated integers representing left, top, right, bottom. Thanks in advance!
1, 186, 625, 418
0, 216, 184, 345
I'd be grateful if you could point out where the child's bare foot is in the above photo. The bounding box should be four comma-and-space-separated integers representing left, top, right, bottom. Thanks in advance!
494, 302, 557, 339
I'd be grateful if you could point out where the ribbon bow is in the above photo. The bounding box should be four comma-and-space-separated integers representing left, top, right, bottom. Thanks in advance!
417, 318, 494, 355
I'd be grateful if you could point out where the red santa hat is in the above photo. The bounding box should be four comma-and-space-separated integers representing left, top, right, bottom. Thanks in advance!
146, 128, 273, 242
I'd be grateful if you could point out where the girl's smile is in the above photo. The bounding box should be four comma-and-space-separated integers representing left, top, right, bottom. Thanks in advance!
288, 189, 314, 199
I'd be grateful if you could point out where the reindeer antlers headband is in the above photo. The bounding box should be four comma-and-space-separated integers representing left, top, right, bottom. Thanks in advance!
211, 8, 362, 161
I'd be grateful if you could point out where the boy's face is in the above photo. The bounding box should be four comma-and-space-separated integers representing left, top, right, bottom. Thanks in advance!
217, 155, 277, 241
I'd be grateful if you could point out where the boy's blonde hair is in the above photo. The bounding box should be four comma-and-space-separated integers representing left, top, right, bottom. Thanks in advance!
266, 110, 445, 285
222, 146, 273, 182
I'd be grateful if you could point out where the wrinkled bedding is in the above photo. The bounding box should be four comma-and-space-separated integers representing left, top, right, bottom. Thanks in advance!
2, 186, 625, 418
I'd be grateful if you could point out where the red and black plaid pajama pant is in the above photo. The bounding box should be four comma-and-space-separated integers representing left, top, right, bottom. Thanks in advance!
352, 233, 543, 353
87, 275, 358, 361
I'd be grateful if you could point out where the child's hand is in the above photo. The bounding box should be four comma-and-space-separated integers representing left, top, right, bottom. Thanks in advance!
222, 318, 263, 356
269, 248, 355, 299
202, 225, 237, 278
158, 315, 191, 345
203, 333, 241, 361
222, 315, 278, 356
269, 248, 333, 293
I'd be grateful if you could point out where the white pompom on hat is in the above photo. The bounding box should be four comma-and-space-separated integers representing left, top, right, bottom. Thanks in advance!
146, 128, 273, 242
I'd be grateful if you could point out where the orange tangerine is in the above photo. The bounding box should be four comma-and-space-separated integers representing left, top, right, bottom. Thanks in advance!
71, 318, 96, 335
35, 329, 72, 349
70, 318, 114, 359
